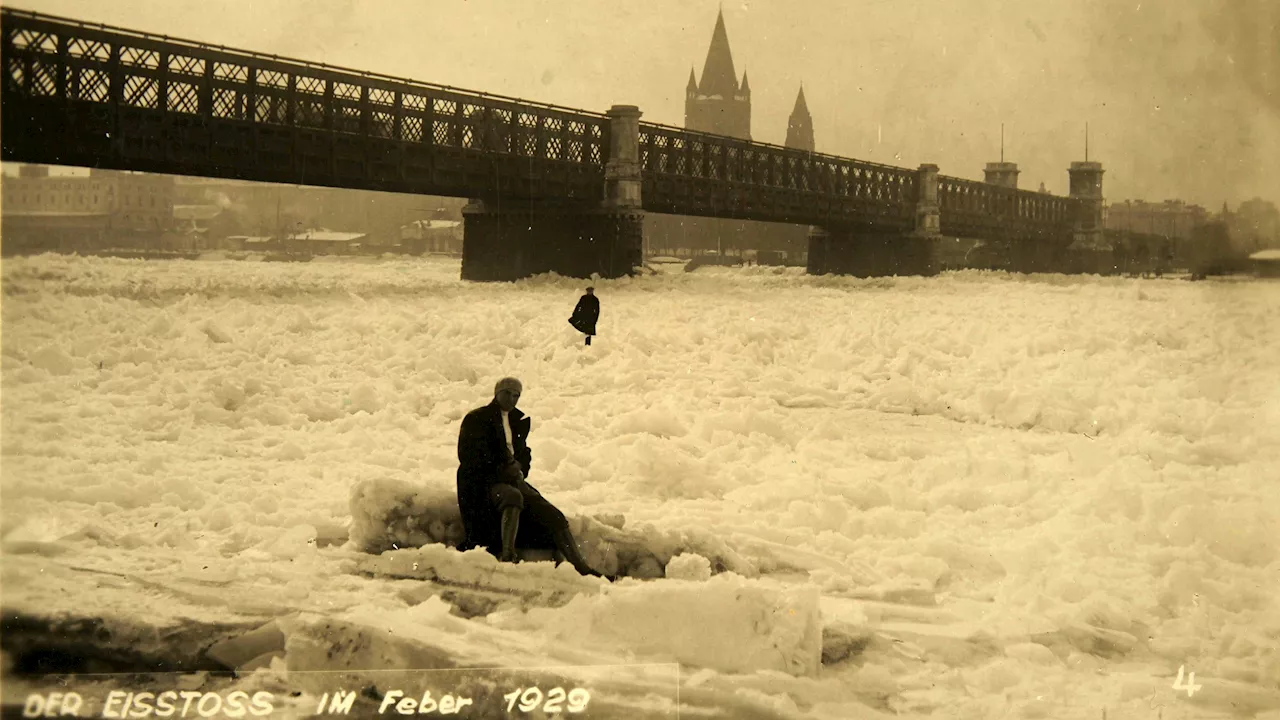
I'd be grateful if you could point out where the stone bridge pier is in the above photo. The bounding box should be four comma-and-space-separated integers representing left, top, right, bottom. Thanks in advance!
1064, 161, 1111, 274
806, 164, 941, 278
460, 106, 645, 282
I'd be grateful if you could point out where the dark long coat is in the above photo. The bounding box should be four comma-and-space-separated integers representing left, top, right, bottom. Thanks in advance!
569, 293, 600, 336
455, 401, 554, 554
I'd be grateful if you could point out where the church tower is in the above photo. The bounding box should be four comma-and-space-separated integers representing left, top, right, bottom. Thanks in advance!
684, 10, 751, 139
784, 86, 814, 151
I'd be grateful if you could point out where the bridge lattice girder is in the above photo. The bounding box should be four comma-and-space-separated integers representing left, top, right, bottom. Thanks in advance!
1, 8, 1082, 241
1, 9, 607, 203
638, 123, 918, 231
938, 175, 1077, 244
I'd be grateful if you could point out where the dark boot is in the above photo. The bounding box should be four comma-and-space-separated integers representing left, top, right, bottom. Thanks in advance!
551, 527, 604, 578
585, 336, 592, 346
498, 507, 521, 563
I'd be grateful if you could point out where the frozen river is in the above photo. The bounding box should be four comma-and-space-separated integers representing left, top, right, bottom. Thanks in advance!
2, 254, 1278, 718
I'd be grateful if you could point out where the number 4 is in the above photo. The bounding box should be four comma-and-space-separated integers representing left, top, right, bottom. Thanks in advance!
1173, 665, 1202, 698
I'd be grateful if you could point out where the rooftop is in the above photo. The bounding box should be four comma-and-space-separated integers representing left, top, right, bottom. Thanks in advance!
293, 230, 367, 243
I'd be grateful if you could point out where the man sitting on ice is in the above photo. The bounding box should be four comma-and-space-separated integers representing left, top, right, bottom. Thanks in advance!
455, 377, 603, 578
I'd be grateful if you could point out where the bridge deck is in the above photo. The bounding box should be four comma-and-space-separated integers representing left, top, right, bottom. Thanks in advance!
2, 8, 1080, 241
1, 8, 607, 203
639, 122, 918, 231
938, 175, 1076, 242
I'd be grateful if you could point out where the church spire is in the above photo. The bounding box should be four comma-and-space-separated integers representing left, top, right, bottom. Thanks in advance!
791, 85, 809, 116
785, 85, 814, 152
684, 8, 751, 140
698, 9, 739, 98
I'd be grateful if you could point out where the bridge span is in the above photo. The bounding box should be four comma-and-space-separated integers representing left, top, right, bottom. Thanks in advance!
2, 8, 1116, 279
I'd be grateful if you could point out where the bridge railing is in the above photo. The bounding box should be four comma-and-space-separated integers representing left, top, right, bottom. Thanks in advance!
1, 8, 606, 192
637, 121, 918, 228
937, 175, 1079, 241
4, 7, 1086, 238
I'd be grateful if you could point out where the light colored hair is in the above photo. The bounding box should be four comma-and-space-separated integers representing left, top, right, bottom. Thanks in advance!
494, 377, 522, 395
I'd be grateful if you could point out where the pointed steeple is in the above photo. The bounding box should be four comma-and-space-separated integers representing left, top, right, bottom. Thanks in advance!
684, 8, 751, 140
785, 85, 814, 152
791, 85, 809, 117
686, 68, 698, 92
698, 9, 739, 98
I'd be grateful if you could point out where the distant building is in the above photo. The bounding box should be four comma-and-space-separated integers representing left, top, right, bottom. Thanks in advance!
400, 219, 462, 255
646, 11, 810, 265
171, 176, 466, 251
785, 87, 815, 153
684, 11, 751, 139
1229, 197, 1280, 253
1248, 249, 1280, 278
172, 204, 224, 238
2, 165, 174, 253
286, 229, 368, 255
1106, 199, 1208, 241
222, 235, 275, 252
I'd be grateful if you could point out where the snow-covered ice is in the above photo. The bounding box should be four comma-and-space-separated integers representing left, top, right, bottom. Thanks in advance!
2, 253, 1279, 718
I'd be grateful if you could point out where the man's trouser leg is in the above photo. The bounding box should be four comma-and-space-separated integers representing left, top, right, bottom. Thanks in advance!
489, 484, 525, 563
499, 506, 521, 562
551, 526, 601, 577
521, 486, 602, 577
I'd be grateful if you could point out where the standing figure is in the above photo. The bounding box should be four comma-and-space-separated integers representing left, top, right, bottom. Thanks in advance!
568, 287, 600, 346
455, 377, 603, 577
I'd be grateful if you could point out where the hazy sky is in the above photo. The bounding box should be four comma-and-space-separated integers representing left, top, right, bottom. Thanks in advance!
9, 0, 1278, 207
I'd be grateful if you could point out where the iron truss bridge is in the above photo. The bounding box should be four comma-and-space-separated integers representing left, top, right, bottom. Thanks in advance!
0, 8, 607, 203
639, 121, 918, 231
1, 8, 1080, 241
937, 174, 1077, 242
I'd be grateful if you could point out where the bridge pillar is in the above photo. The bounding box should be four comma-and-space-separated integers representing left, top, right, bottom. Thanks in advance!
596, 104, 645, 272
459, 105, 644, 282
460, 200, 644, 282
913, 163, 941, 238
603, 105, 643, 210
806, 163, 939, 277
1066, 161, 1114, 274
983, 162, 1020, 189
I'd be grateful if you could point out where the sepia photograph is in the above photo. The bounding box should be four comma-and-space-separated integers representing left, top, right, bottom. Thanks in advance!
1, 1, 1277, 717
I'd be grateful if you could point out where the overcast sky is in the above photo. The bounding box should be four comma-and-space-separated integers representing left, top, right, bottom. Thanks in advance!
9, 0, 1278, 208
